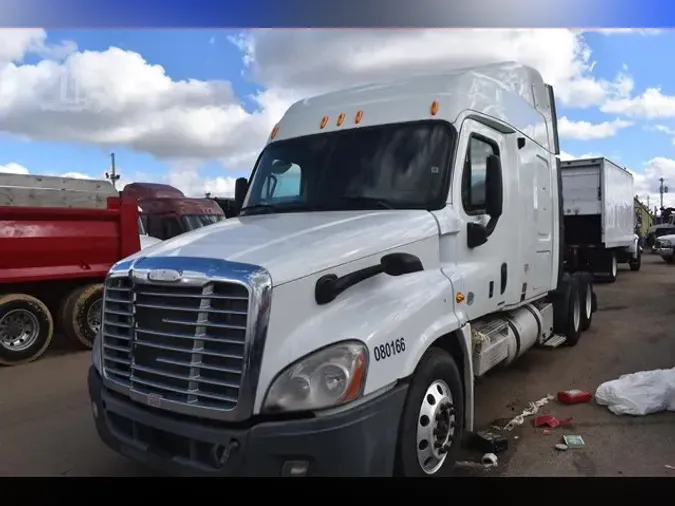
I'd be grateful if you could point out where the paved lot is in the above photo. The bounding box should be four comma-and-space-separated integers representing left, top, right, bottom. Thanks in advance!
0, 254, 674, 476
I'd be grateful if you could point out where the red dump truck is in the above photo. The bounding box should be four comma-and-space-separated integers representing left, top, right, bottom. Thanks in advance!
0, 173, 141, 366
122, 183, 225, 240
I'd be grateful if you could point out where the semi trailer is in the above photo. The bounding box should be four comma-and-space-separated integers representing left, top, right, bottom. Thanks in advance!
561, 157, 640, 282
89, 62, 597, 477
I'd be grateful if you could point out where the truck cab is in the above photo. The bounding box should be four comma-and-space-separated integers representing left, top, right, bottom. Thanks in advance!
121, 183, 225, 240
90, 62, 595, 477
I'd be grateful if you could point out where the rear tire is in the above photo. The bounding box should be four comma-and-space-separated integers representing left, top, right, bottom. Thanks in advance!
564, 276, 583, 346
606, 251, 618, 283
395, 347, 464, 477
0, 293, 53, 366
60, 284, 104, 350
629, 249, 641, 272
577, 274, 594, 332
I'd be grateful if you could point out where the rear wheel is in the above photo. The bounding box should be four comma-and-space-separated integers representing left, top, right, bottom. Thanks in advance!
0, 294, 53, 366
606, 252, 618, 283
629, 248, 641, 272
60, 284, 104, 350
578, 275, 594, 332
395, 347, 464, 477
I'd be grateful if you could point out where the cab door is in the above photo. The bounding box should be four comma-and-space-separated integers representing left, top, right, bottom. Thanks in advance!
452, 118, 514, 320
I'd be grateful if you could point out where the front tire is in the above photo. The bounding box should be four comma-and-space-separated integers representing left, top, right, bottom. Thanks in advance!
395, 347, 464, 477
0, 293, 53, 366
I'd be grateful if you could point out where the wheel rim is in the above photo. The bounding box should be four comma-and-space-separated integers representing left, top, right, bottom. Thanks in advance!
0, 309, 40, 352
573, 292, 581, 332
86, 299, 103, 334
611, 256, 617, 278
416, 379, 456, 475
585, 285, 592, 320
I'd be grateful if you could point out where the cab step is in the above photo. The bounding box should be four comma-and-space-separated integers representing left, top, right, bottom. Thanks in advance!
541, 334, 567, 348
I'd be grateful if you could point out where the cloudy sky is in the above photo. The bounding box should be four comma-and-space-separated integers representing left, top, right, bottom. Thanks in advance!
0, 28, 674, 209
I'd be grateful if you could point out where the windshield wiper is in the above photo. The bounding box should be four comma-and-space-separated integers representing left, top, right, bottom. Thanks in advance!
336, 196, 393, 210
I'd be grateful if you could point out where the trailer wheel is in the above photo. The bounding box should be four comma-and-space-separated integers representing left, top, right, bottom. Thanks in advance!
563, 276, 583, 346
395, 347, 464, 477
0, 294, 53, 366
60, 284, 104, 350
606, 251, 618, 283
629, 248, 642, 272
577, 274, 594, 332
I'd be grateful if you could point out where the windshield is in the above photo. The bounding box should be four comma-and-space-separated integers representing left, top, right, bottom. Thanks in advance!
241, 121, 454, 215
181, 214, 225, 231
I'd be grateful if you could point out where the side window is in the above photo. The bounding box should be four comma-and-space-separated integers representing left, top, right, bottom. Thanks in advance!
161, 217, 182, 239
462, 136, 498, 215
263, 163, 302, 200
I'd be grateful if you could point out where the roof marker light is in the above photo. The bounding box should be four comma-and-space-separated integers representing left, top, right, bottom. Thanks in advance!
431, 100, 439, 116
355, 110, 363, 124
270, 125, 279, 139
320, 116, 329, 129
337, 113, 345, 126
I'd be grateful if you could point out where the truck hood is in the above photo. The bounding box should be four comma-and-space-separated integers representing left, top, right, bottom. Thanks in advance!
129, 210, 439, 286
656, 234, 675, 243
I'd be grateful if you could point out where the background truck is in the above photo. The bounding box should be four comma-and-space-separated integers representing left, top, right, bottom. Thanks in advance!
89, 62, 597, 477
0, 173, 144, 366
561, 157, 640, 282
121, 183, 225, 240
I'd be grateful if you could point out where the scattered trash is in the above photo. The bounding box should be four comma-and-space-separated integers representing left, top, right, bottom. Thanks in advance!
558, 389, 593, 404
555, 443, 568, 451
562, 435, 585, 448
502, 394, 554, 431
482, 453, 498, 467
470, 431, 509, 454
543, 429, 552, 435
534, 415, 573, 429
665, 465, 675, 471
595, 368, 675, 416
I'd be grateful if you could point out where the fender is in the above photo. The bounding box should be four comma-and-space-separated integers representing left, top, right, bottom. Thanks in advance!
252, 241, 460, 413
253, 270, 475, 430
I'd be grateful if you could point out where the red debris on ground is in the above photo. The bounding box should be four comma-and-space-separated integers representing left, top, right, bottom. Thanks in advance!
558, 390, 593, 404
533, 415, 574, 429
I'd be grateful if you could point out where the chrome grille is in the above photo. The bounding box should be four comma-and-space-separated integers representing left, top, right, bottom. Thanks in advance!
101, 276, 250, 412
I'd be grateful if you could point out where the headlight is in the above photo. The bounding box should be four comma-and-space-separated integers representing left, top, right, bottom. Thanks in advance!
262, 340, 368, 414
92, 331, 102, 373
662, 240, 672, 247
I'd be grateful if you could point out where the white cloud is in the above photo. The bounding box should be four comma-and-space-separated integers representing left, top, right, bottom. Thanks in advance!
558, 116, 632, 140
594, 29, 662, 36
602, 88, 675, 118
237, 29, 634, 110
0, 162, 29, 174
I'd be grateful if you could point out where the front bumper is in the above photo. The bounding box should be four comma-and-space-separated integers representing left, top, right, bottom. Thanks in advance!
88, 367, 408, 477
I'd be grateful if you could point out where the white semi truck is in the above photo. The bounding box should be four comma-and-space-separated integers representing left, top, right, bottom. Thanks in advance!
89, 62, 597, 477
560, 157, 640, 282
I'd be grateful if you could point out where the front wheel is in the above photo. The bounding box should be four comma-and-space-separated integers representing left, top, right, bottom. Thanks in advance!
395, 347, 464, 477
578, 275, 594, 332
606, 251, 618, 283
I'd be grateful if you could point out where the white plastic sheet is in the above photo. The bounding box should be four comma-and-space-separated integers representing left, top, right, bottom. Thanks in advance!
595, 368, 675, 416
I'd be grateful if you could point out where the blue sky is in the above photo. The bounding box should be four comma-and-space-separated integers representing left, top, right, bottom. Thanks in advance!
0, 29, 674, 207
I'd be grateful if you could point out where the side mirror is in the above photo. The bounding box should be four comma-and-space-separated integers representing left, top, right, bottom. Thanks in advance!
485, 154, 503, 219
467, 222, 488, 248
380, 252, 424, 276
234, 177, 248, 214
